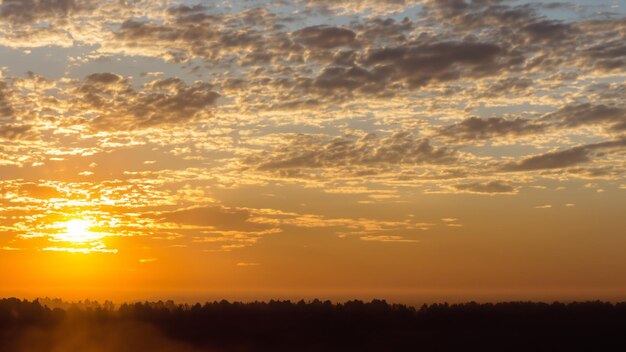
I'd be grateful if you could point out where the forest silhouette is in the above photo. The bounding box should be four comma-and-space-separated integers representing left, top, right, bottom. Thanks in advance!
2, 298, 626, 351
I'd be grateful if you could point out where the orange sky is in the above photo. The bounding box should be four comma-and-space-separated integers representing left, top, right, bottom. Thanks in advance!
0, 0, 625, 303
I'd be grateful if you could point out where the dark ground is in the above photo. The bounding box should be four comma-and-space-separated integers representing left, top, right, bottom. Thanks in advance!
2, 298, 626, 351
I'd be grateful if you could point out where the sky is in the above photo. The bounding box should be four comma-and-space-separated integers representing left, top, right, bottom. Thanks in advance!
0, 0, 625, 304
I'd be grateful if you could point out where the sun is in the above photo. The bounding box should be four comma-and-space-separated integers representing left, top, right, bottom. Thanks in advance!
55, 219, 103, 243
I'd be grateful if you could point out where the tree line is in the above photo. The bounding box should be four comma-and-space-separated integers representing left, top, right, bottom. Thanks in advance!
2, 298, 626, 351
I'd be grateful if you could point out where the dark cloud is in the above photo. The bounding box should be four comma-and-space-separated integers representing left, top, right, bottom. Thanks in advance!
584, 82, 626, 103
300, 0, 421, 14
545, 103, 626, 131
480, 77, 533, 97
144, 205, 279, 250
352, 17, 413, 45
362, 41, 514, 88
309, 65, 388, 96
453, 180, 517, 194
0, 0, 91, 24
112, 7, 282, 63
106, 5, 531, 108
0, 0, 622, 191
439, 116, 546, 141
84, 72, 125, 85
273, 39, 521, 105
559, 18, 624, 72
293, 25, 357, 49
423, 0, 536, 31
93, 0, 626, 120
521, 20, 574, 44
612, 120, 626, 132
440, 103, 625, 143
566, 166, 624, 179
505, 146, 589, 171
150, 205, 267, 232
249, 132, 457, 173
0, 124, 34, 140
166, 4, 209, 17
72, 74, 220, 130
0, 80, 39, 141
419, 0, 605, 76
0, 82, 14, 118
504, 138, 626, 171
583, 39, 626, 72
424, 0, 577, 45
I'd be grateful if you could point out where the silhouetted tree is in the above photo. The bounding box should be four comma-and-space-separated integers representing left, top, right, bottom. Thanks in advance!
1, 298, 626, 351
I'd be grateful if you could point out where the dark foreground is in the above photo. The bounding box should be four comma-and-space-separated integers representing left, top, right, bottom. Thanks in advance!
2, 298, 626, 351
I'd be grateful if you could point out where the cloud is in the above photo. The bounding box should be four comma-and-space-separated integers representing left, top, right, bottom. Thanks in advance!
248, 132, 457, 174
17, 183, 64, 199
360, 235, 418, 243
439, 116, 545, 141
0, 0, 625, 256
301, 0, 421, 15
99, 5, 527, 109
293, 25, 357, 49
420, 0, 626, 79
453, 181, 517, 194
276, 39, 518, 104
437, 102, 624, 145
583, 38, 626, 72
0, 124, 35, 140
351, 17, 414, 44
362, 41, 513, 88
545, 103, 626, 132
521, 20, 574, 44
505, 146, 591, 171
149, 205, 267, 232
478, 77, 534, 98
0, 0, 92, 25
143, 205, 288, 250
109, 7, 281, 63
503, 138, 626, 172
0, 0, 107, 48
0, 82, 15, 117
441, 218, 458, 222
72, 74, 220, 130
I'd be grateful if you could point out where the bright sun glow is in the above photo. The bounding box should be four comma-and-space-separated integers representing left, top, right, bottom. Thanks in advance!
55, 219, 103, 243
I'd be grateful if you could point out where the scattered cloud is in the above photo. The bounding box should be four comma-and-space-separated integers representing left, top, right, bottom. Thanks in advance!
247, 132, 457, 179
0, 246, 21, 251
441, 218, 458, 223
0, 0, 624, 254
453, 181, 517, 194
503, 139, 626, 172
439, 117, 546, 141
360, 235, 418, 243
236, 262, 260, 267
